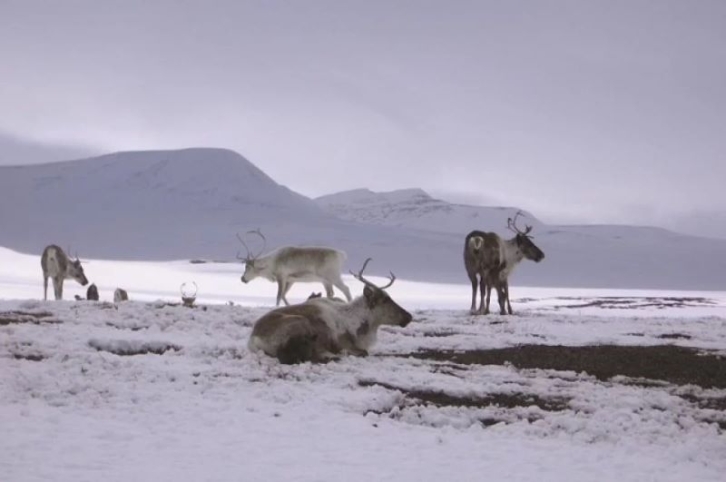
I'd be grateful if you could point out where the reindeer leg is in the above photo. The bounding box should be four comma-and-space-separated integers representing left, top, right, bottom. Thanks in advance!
484, 281, 492, 315
52, 277, 62, 301
332, 277, 352, 302
275, 280, 284, 306
323, 282, 334, 298
43, 275, 48, 301
468, 272, 478, 314
497, 283, 507, 315
504, 281, 513, 315
281, 281, 293, 306
338, 333, 368, 357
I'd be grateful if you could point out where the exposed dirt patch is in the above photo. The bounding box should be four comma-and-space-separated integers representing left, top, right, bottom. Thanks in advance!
151, 302, 207, 311
0, 310, 62, 326
421, 330, 459, 338
359, 380, 570, 412
88, 339, 182, 356
12, 353, 45, 362
359, 379, 570, 427
678, 393, 726, 411
105, 322, 149, 332
407, 344, 726, 389
657, 333, 693, 340
553, 296, 716, 310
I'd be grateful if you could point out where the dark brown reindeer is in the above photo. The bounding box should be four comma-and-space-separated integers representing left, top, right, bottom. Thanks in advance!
247, 258, 412, 364
237, 229, 352, 306
464, 211, 545, 315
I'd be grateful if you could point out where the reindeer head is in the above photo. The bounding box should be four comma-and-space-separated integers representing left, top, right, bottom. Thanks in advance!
237, 229, 268, 283
68, 253, 89, 286
507, 211, 545, 263
350, 258, 412, 327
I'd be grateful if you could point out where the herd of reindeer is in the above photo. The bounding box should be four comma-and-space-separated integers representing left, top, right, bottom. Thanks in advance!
38, 211, 544, 364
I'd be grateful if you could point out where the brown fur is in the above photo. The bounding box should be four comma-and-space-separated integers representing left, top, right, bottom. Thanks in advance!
86, 284, 99, 301
248, 283, 412, 364
464, 229, 544, 315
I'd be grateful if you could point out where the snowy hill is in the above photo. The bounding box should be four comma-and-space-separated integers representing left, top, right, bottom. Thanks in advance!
1, 150, 726, 290
0, 149, 458, 282
315, 188, 726, 290
0, 148, 333, 259
316, 188, 542, 234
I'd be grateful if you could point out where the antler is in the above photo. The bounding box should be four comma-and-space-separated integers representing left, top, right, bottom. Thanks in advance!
66, 244, 80, 261
235, 228, 267, 261
180, 281, 198, 298
507, 210, 533, 237
350, 257, 396, 290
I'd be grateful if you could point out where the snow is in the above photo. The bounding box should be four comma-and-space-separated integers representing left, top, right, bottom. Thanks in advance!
316, 187, 542, 233
1, 246, 726, 481
3, 148, 726, 289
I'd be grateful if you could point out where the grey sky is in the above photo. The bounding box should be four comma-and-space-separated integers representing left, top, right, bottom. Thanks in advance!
1, 0, 724, 233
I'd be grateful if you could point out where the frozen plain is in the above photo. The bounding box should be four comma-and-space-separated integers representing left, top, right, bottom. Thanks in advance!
1, 246, 725, 482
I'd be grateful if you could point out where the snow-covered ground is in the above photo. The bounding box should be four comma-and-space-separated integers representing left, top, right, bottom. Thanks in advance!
1, 246, 725, 481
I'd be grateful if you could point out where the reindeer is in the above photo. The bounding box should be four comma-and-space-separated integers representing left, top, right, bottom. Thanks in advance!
464, 211, 544, 315
247, 258, 412, 364
74, 283, 100, 301
87, 283, 99, 301
114, 288, 129, 303
237, 229, 352, 306
41, 245, 89, 300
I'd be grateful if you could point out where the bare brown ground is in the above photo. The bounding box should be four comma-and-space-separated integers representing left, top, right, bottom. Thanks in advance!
406, 344, 726, 388
0, 310, 62, 326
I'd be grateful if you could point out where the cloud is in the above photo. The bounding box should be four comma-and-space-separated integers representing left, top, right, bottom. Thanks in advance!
0, 0, 724, 232
0, 131, 100, 166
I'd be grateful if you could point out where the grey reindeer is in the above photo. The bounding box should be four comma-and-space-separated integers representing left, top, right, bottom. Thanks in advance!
464, 212, 545, 315
41, 245, 89, 300
247, 258, 412, 364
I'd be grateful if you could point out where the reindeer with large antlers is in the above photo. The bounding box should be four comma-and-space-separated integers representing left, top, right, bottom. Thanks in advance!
247, 257, 413, 364
236, 229, 352, 306
463, 211, 545, 315
41, 245, 89, 300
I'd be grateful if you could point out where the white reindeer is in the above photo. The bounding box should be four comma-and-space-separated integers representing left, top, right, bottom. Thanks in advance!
41, 245, 89, 300
248, 258, 413, 364
237, 229, 352, 306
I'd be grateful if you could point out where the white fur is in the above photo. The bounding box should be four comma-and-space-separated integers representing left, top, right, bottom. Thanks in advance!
242, 246, 352, 306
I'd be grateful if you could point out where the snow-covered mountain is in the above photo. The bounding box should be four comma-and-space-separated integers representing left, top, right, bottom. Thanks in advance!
1, 149, 726, 290
315, 188, 726, 290
0, 149, 458, 282
316, 188, 542, 234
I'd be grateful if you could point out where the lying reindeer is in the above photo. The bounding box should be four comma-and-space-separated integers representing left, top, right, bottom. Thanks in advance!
248, 258, 412, 364
41, 245, 89, 300
464, 211, 545, 315
237, 229, 352, 306
74, 283, 100, 301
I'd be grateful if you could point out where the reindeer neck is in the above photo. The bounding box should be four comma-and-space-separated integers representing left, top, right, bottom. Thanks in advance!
503, 237, 525, 268
337, 297, 378, 330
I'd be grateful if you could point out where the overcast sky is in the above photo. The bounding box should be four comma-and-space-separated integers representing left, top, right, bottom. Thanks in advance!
1, 0, 724, 235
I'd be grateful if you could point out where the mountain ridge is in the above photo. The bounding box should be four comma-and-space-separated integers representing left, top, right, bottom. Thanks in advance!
1, 148, 726, 290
